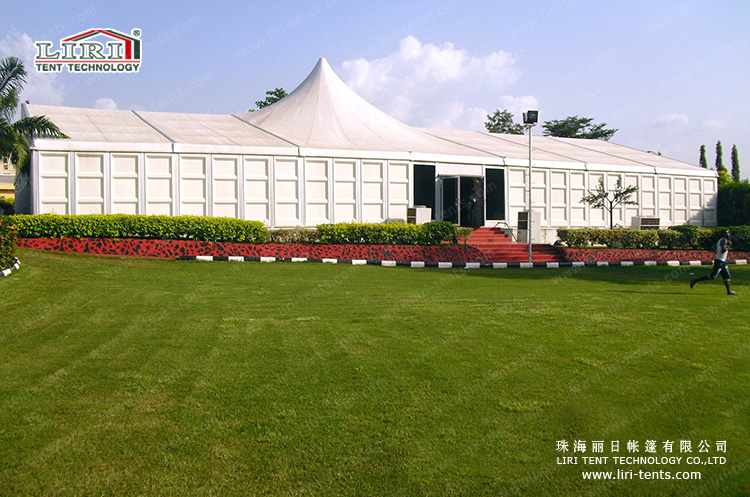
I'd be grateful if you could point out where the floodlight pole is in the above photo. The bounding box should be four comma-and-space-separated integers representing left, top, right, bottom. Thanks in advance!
527, 125, 533, 263
523, 110, 538, 264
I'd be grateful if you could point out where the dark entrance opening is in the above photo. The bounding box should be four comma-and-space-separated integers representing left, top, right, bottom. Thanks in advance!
485, 168, 505, 221
413, 164, 436, 219
440, 176, 484, 227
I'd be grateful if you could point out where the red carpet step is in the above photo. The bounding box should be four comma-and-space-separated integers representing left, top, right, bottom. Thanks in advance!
467, 227, 564, 263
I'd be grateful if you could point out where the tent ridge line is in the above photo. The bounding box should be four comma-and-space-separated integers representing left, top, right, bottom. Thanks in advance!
545, 135, 657, 172
132, 110, 176, 152
426, 130, 508, 160
231, 114, 302, 156
482, 131, 586, 165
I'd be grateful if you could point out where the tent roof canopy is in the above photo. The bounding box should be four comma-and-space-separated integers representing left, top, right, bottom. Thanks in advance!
26, 58, 714, 175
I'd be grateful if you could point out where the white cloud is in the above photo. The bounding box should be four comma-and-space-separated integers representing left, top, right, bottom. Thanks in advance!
339, 35, 525, 131
652, 113, 690, 128
0, 31, 66, 107
95, 97, 118, 110
698, 118, 726, 131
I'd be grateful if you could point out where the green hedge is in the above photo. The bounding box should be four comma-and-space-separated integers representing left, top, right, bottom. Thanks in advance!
316, 221, 456, 245
0, 216, 17, 269
718, 182, 750, 226
0, 197, 13, 215
267, 227, 320, 244
557, 226, 750, 251
9, 214, 268, 243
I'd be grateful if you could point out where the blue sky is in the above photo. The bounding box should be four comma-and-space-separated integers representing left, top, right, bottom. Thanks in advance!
1, 0, 748, 176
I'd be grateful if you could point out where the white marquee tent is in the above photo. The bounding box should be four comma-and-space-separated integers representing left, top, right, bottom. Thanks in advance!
19, 58, 717, 241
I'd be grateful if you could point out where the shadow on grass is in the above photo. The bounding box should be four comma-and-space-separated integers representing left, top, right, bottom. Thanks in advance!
448, 263, 750, 287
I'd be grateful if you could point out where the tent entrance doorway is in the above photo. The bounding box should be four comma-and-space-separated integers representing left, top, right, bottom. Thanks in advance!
440, 176, 484, 227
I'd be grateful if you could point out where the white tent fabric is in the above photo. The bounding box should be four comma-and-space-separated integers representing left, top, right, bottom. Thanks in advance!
26, 57, 712, 177
236, 58, 496, 160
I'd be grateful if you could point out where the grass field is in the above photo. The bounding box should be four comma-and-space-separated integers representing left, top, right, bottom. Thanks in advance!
1, 249, 749, 496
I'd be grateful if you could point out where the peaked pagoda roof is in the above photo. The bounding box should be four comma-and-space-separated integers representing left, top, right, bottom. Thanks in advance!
236, 58, 493, 159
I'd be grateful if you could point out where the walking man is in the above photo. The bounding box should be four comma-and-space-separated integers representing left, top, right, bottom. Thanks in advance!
690, 230, 737, 295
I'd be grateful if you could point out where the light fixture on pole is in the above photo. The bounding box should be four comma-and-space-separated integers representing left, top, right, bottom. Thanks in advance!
523, 110, 538, 264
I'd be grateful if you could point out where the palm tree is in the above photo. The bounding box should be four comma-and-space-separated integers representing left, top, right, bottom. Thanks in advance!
0, 56, 67, 173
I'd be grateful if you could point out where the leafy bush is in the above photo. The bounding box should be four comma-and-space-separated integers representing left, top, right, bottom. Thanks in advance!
316, 221, 456, 245
718, 182, 750, 226
0, 197, 13, 215
267, 227, 320, 244
455, 227, 473, 245
668, 224, 700, 248
0, 216, 18, 269
9, 214, 267, 243
557, 226, 750, 251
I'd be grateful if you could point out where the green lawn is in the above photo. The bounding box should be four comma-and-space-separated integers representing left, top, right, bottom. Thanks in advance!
1, 249, 749, 496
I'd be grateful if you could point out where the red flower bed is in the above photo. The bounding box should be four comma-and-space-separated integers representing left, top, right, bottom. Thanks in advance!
17, 238, 487, 263
557, 247, 750, 263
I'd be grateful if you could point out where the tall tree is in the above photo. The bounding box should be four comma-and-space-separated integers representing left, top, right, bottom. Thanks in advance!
715, 141, 725, 172
484, 109, 524, 134
715, 140, 731, 186
731, 144, 740, 182
580, 177, 638, 229
699, 145, 708, 169
542, 116, 617, 140
0, 57, 67, 172
252, 88, 287, 111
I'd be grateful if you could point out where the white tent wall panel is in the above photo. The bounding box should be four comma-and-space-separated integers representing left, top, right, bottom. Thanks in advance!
305, 159, 330, 225
362, 160, 385, 223
388, 161, 410, 220
179, 155, 207, 216
111, 154, 139, 214
507, 167, 527, 229
75, 153, 104, 214
243, 157, 270, 224
145, 154, 174, 215
658, 176, 673, 225
212, 156, 239, 218
274, 158, 301, 227
703, 179, 717, 225
641, 175, 657, 217
333, 159, 357, 223
624, 175, 640, 226
673, 177, 688, 225
38, 152, 70, 214
569, 171, 587, 226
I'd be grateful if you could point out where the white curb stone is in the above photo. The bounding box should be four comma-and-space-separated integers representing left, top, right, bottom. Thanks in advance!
411, 261, 425, 268
322, 258, 337, 264
438, 262, 452, 269
352, 259, 367, 265
621, 261, 634, 266
465, 262, 480, 269
492, 262, 507, 269
291, 257, 307, 262
196, 255, 213, 261
644, 261, 657, 266
260, 256, 276, 263
228, 256, 244, 262
381, 260, 397, 267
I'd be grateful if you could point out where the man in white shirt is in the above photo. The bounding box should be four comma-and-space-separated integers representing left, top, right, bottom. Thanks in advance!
690, 230, 736, 295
